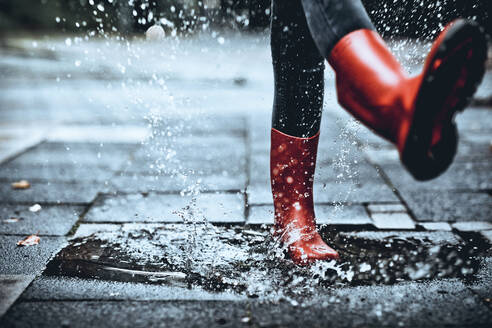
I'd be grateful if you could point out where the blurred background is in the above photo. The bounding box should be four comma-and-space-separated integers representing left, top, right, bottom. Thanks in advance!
1, 0, 490, 38
0, 0, 490, 162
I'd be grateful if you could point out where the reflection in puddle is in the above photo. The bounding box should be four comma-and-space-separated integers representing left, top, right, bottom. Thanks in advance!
45, 223, 483, 303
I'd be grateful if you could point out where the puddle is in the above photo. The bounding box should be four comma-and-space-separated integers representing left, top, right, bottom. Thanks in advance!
45, 223, 484, 302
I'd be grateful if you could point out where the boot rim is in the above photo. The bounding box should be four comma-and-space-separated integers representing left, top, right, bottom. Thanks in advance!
271, 127, 320, 140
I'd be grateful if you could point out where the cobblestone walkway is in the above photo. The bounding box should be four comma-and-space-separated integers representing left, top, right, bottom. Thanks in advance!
0, 35, 491, 327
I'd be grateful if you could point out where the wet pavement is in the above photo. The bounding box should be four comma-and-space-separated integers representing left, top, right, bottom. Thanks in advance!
0, 34, 491, 327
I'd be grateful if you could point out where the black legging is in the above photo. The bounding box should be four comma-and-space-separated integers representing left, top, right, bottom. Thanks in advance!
271, 0, 374, 138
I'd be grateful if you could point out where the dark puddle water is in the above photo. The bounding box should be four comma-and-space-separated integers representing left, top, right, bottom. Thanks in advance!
45, 224, 487, 299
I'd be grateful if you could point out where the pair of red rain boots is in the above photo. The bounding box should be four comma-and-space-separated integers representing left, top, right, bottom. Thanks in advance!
271, 20, 487, 265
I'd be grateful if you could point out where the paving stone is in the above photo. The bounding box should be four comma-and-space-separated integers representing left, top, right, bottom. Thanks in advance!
8, 142, 134, 170
0, 235, 66, 275
248, 154, 270, 185
313, 182, 399, 205
246, 205, 274, 224
247, 204, 372, 226
381, 161, 492, 191
453, 138, 492, 163
247, 181, 399, 205
352, 123, 394, 148
0, 181, 103, 204
371, 213, 416, 230
84, 192, 245, 223
0, 274, 35, 317
339, 231, 462, 246
3, 279, 492, 328
124, 135, 246, 175
401, 190, 492, 222
462, 131, 492, 145
120, 156, 246, 178
72, 223, 121, 238
25, 142, 139, 154
324, 279, 492, 327
249, 137, 269, 154
456, 107, 492, 133
21, 275, 244, 301
316, 205, 372, 225
317, 142, 369, 166
110, 172, 246, 193
108, 174, 173, 193
0, 204, 84, 235
177, 116, 246, 137
0, 126, 44, 164
363, 147, 399, 165
367, 203, 406, 213
452, 221, 492, 232
0, 163, 114, 183
365, 138, 492, 165
128, 145, 246, 167
46, 125, 150, 143
74, 222, 210, 238
420, 222, 453, 232
480, 231, 492, 245
468, 257, 492, 305
135, 135, 246, 156
0, 301, 263, 328
316, 163, 387, 183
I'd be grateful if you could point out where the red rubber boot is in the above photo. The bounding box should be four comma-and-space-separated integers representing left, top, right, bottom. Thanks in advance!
328, 19, 487, 180
270, 128, 339, 265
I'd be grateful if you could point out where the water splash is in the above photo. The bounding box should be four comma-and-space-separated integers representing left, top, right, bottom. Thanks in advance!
47, 225, 483, 307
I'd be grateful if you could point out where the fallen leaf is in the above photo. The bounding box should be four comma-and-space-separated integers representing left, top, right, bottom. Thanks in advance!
11, 180, 30, 189
17, 234, 40, 246
29, 204, 42, 212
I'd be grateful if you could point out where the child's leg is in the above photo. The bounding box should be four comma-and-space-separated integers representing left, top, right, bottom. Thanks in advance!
270, 0, 338, 265
301, 0, 374, 58
300, 0, 487, 180
271, 0, 324, 138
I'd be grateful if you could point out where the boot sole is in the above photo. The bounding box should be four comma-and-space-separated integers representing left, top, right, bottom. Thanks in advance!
401, 19, 487, 181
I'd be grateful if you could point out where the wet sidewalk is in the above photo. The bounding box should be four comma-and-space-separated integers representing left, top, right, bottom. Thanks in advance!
0, 35, 491, 327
